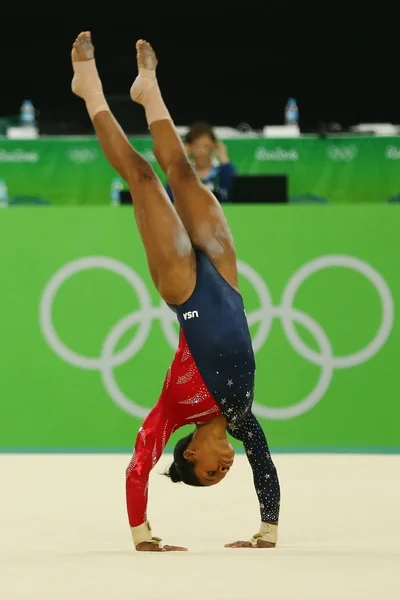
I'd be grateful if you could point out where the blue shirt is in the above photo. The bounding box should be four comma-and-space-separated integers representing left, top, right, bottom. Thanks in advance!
166, 162, 236, 203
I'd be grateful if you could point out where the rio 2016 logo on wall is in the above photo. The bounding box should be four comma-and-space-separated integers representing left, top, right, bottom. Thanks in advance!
40, 255, 394, 421
326, 145, 359, 162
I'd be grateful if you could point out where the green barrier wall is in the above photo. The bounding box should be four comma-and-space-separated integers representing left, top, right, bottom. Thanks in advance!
0, 206, 399, 452
1, 136, 400, 205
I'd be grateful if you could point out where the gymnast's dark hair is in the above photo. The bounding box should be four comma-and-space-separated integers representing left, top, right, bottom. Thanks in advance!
164, 432, 205, 487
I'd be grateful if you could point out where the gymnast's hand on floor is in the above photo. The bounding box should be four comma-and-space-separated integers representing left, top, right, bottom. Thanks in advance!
224, 539, 276, 549
136, 542, 188, 552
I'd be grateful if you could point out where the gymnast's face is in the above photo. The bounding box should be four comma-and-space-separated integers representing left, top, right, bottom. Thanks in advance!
184, 435, 235, 486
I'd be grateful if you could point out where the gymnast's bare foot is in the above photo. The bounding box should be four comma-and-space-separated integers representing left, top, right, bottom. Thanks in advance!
136, 39, 158, 71
72, 31, 94, 63
130, 39, 158, 104
71, 31, 97, 99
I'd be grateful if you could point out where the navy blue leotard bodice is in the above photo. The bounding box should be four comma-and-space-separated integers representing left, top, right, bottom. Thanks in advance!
171, 249, 255, 416
170, 250, 280, 524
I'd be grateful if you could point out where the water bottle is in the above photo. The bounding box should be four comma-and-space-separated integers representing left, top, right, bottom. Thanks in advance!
20, 100, 36, 127
284, 98, 299, 126
0, 179, 9, 207
110, 177, 123, 206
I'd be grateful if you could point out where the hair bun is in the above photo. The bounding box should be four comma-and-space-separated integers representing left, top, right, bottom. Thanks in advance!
165, 462, 182, 483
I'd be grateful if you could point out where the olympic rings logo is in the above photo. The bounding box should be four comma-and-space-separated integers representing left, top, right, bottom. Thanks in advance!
39, 255, 394, 420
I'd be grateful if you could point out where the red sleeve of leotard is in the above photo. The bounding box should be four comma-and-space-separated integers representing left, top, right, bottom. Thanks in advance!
125, 401, 176, 528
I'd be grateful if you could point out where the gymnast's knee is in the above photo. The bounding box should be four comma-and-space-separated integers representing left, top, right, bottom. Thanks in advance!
126, 155, 157, 185
167, 157, 197, 188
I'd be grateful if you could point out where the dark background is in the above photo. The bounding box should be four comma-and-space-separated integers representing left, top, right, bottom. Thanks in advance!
0, 6, 397, 134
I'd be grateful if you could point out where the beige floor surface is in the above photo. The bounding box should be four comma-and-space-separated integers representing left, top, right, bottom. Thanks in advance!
1, 453, 399, 600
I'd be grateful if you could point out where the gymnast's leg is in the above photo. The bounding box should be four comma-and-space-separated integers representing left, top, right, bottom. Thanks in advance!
71, 31, 195, 305
130, 40, 238, 291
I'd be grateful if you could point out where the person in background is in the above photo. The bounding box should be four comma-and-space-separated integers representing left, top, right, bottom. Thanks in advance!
166, 122, 236, 203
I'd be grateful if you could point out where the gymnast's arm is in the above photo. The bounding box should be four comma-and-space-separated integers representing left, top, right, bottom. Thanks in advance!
125, 404, 186, 552
226, 411, 280, 548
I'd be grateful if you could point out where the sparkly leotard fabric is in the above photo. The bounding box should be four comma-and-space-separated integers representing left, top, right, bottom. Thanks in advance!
126, 250, 280, 527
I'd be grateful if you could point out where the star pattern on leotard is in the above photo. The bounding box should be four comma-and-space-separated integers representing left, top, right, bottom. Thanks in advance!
222, 405, 281, 523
